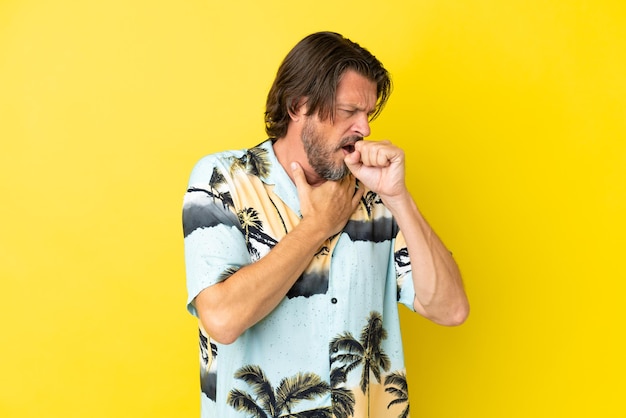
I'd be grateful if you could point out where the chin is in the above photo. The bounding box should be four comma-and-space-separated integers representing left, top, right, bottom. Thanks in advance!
322, 166, 350, 181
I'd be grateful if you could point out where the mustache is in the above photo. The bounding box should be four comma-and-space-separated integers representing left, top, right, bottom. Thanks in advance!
337, 136, 363, 150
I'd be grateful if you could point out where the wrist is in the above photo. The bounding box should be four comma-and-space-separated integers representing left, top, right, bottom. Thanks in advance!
295, 217, 333, 246
380, 189, 414, 213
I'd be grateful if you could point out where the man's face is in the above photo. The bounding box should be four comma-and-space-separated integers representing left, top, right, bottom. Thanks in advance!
301, 70, 378, 181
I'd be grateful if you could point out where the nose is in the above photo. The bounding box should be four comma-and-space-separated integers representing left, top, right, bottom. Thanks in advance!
353, 113, 371, 137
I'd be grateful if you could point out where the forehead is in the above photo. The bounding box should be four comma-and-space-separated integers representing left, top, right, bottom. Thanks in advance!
335, 70, 377, 111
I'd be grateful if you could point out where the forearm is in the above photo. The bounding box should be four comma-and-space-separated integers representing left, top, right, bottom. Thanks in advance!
194, 219, 328, 344
384, 192, 469, 325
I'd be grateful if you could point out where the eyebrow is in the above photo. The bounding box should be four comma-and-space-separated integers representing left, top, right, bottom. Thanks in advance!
336, 103, 376, 114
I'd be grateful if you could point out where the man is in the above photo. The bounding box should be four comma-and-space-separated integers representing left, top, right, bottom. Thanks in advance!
183, 31, 469, 418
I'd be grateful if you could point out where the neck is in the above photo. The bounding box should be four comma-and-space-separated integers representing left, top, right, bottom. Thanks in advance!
273, 136, 325, 187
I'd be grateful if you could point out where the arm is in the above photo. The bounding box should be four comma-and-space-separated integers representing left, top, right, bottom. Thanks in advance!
345, 140, 469, 326
192, 162, 364, 344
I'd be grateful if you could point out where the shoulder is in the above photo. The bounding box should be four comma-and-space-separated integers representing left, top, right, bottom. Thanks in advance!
187, 140, 274, 186
187, 149, 243, 186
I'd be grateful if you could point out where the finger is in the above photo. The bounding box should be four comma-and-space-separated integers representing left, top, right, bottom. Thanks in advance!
352, 183, 365, 207
354, 139, 390, 153
341, 171, 355, 185
344, 174, 362, 204
290, 162, 310, 190
344, 150, 362, 176
359, 143, 394, 167
375, 147, 394, 166
353, 140, 374, 166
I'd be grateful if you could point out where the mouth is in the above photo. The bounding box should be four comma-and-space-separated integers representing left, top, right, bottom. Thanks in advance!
340, 137, 362, 154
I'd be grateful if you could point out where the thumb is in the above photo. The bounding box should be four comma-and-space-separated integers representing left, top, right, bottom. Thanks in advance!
344, 150, 362, 174
290, 161, 310, 190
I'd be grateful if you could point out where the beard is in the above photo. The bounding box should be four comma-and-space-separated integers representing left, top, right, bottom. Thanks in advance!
301, 118, 360, 181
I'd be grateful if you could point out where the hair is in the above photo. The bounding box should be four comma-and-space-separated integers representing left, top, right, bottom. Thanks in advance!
264, 31, 392, 139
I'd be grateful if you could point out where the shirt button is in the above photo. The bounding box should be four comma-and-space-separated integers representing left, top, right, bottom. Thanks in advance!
331, 297, 337, 304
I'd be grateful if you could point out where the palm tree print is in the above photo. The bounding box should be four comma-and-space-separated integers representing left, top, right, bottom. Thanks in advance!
227, 365, 332, 417
238, 207, 263, 258
245, 147, 271, 178
330, 311, 391, 417
228, 146, 285, 258
207, 168, 234, 209
210, 167, 226, 193
238, 208, 262, 241
361, 191, 382, 219
218, 266, 240, 281
330, 366, 355, 418
384, 371, 410, 418
230, 146, 271, 178
230, 153, 246, 174
187, 185, 234, 212
200, 329, 218, 401
237, 207, 280, 260
199, 329, 217, 372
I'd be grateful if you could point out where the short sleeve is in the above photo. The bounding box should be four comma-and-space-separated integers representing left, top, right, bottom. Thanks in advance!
182, 156, 251, 316
394, 230, 416, 311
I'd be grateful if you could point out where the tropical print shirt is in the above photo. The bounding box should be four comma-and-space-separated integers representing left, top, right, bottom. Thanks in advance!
183, 139, 416, 418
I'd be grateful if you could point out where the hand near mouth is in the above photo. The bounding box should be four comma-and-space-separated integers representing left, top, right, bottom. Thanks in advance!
340, 136, 362, 155
344, 139, 408, 203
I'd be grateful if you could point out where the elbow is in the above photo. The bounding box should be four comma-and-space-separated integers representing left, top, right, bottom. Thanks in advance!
198, 309, 243, 345
418, 296, 470, 327
439, 299, 470, 327
193, 286, 247, 345
212, 333, 240, 346
194, 295, 245, 345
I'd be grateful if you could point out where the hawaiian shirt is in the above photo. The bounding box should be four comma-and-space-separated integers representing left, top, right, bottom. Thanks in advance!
183, 139, 416, 418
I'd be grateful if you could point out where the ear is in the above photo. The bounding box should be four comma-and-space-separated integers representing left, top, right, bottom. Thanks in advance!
287, 97, 309, 122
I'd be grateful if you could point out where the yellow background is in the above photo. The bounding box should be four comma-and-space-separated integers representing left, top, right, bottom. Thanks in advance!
1, 0, 624, 417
